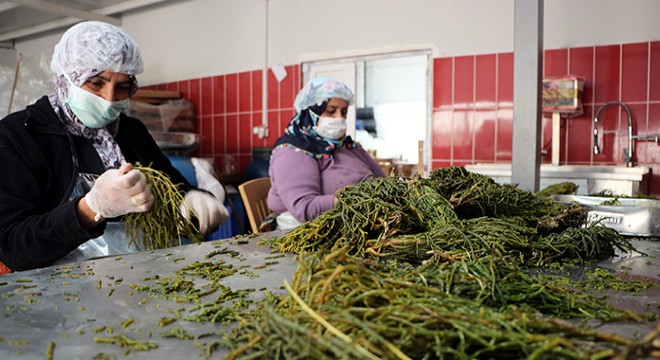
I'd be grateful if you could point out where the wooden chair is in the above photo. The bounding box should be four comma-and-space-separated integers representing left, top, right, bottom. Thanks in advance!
238, 177, 272, 234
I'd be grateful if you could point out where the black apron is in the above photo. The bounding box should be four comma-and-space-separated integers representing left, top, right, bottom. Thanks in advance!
55, 173, 140, 265
53, 106, 141, 265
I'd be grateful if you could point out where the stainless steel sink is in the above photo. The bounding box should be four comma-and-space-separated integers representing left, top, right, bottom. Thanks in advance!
464, 164, 651, 196
550, 194, 660, 237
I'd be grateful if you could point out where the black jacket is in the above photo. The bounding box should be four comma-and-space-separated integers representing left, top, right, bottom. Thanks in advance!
0, 96, 192, 271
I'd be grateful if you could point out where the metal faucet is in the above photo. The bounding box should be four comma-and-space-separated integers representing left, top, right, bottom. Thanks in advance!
593, 101, 634, 167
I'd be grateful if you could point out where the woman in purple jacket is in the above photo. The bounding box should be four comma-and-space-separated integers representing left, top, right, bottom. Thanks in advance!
267, 77, 386, 229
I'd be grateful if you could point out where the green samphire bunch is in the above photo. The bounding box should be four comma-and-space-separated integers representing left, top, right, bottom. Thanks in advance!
124, 164, 203, 250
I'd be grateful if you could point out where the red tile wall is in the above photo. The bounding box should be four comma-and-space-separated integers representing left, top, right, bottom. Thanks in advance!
432, 41, 660, 195
146, 41, 660, 195
144, 65, 299, 176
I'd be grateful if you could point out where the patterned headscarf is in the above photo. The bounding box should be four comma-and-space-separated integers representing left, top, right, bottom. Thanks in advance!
49, 21, 142, 169
50, 70, 134, 169
274, 77, 355, 158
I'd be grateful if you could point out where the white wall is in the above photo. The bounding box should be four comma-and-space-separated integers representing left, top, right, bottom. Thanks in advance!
12, 0, 660, 86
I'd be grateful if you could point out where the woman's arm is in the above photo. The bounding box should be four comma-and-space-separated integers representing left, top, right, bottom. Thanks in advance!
77, 196, 105, 228
269, 147, 335, 222
356, 144, 387, 178
0, 106, 105, 271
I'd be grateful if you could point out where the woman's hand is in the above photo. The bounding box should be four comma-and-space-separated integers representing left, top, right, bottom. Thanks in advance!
83, 163, 154, 223
180, 190, 229, 234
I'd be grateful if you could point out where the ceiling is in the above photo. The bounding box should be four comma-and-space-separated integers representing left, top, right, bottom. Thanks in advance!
0, 0, 177, 46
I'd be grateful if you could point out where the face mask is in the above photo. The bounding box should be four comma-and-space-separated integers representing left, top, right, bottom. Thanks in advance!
64, 73, 129, 129
313, 116, 347, 140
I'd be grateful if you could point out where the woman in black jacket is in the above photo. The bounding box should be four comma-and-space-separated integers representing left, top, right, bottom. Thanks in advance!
0, 21, 224, 273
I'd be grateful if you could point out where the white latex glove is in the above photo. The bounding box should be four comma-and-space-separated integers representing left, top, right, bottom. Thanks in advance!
180, 190, 229, 234
85, 163, 154, 221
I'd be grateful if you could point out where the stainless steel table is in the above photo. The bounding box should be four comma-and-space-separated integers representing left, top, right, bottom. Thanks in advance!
0, 235, 298, 359
0, 236, 658, 359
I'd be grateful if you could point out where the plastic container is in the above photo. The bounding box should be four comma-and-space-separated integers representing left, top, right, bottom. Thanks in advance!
168, 155, 197, 187
244, 147, 272, 181
205, 205, 233, 240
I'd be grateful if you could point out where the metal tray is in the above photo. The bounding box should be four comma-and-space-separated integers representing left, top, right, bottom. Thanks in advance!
550, 194, 660, 237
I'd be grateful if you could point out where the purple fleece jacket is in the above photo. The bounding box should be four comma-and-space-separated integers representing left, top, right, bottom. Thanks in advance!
267, 144, 386, 222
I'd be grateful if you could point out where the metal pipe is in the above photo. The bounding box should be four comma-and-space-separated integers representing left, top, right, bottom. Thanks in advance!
593, 101, 634, 167
0, 0, 175, 42
262, 0, 269, 132
631, 134, 660, 142
593, 119, 600, 154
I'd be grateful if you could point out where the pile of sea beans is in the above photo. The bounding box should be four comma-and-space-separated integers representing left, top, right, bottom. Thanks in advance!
220, 167, 656, 359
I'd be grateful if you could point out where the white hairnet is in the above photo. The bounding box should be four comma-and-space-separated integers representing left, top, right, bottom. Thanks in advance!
50, 21, 143, 76
294, 77, 354, 112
